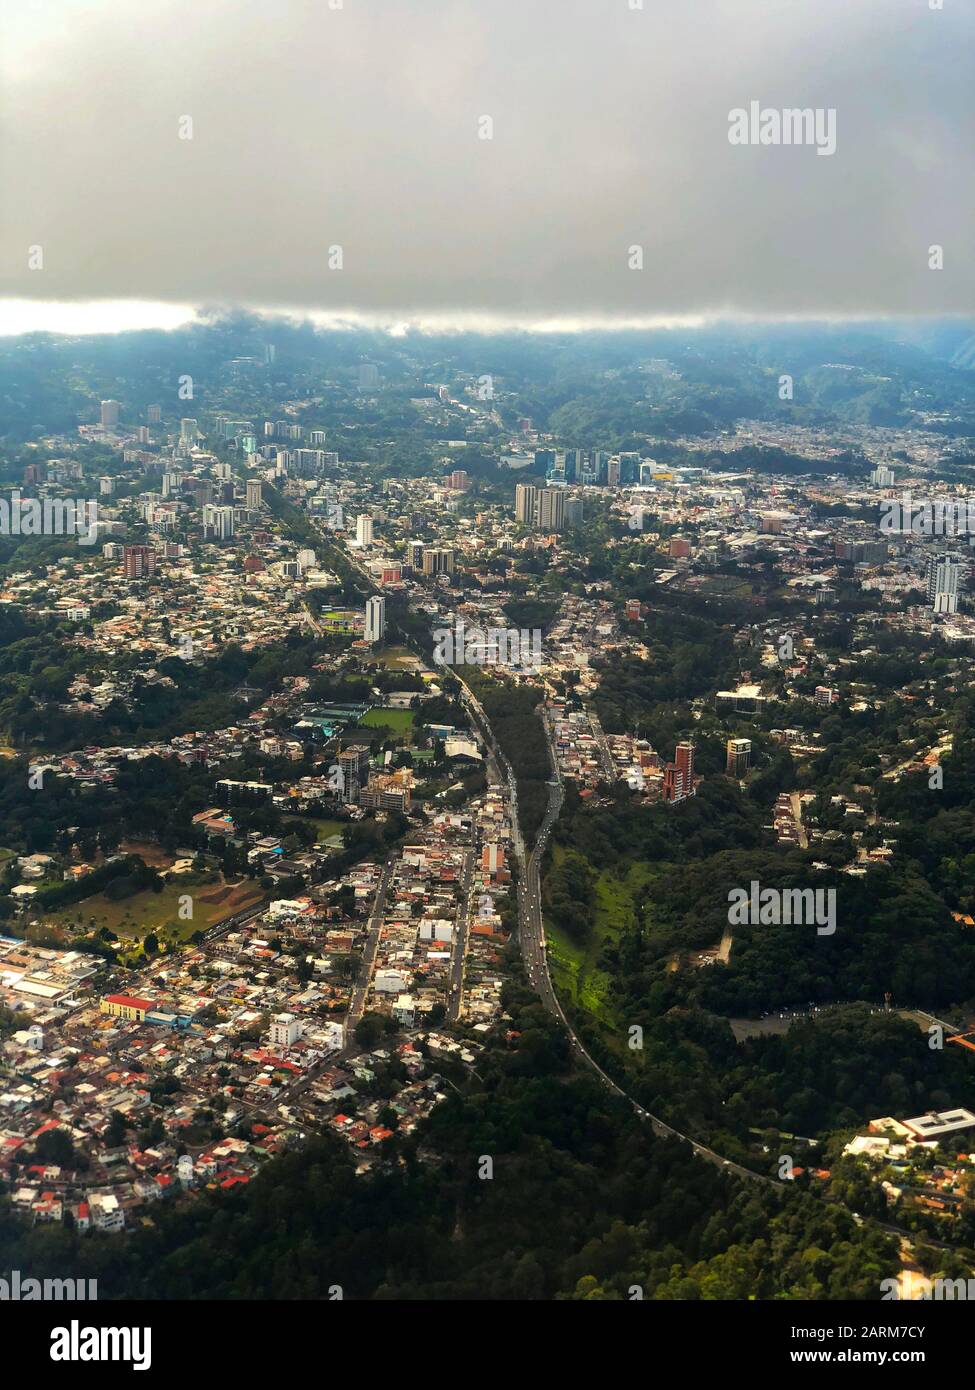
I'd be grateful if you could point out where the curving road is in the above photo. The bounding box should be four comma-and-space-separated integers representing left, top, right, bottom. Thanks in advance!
516, 720, 770, 1186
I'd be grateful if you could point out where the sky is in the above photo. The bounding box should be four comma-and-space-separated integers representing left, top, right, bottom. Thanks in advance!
0, 0, 972, 335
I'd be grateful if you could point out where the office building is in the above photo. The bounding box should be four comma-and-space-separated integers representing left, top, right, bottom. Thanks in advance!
246, 480, 263, 508
726, 738, 752, 778
100, 399, 121, 428
565, 498, 585, 527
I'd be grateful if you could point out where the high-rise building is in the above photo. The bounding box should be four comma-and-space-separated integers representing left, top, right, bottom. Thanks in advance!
203, 505, 234, 540
338, 746, 371, 802
534, 449, 556, 472
422, 547, 454, 576
356, 514, 374, 547
870, 464, 895, 487
927, 554, 963, 613
246, 480, 263, 509
409, 541, 425, 571
662, 742, 696, 802
515, 483, 537, 526
619, 453, 640, 485
147, 404, 162, 424
100, 400, 121, 428
726, 738, 752, 778
536, 488, 566, 533
565, 498, 585, 528
563, 450, 581, 483
358, 363, 380, 390
179, 418, 198, 445
365, 595, 386, 644
123, 545, 156, 580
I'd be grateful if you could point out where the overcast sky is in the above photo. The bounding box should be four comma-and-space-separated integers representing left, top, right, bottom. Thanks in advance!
0, 0, 972, 333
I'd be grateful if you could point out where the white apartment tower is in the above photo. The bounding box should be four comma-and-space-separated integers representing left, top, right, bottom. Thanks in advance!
365, 595, 386, 644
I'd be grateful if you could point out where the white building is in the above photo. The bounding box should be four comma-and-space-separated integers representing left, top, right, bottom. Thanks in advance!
356, 514, 374, 547
365, 595, 386, 644
927, 554, 963, 613
269, 1013, 302, 1048
203, 504, 235, 540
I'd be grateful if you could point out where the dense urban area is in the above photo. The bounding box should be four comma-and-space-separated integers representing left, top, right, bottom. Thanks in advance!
3, 319, 975, 1299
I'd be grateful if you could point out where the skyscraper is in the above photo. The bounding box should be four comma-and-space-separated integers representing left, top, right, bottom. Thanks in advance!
365, 595, 386, 644
179, 417, 198, 445
246, 480, 263, 508
100, 400, 121, 428
356, 514, 374, 547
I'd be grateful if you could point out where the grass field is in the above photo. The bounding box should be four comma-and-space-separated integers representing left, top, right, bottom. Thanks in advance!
373, 645, 421, 670
45, 875, 265, 943
360, 707, 416, 732
544, 846, 657, 1034
297, 817, 346, 845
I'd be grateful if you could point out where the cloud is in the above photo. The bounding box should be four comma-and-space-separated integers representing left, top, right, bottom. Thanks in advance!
1, 0, 972, 326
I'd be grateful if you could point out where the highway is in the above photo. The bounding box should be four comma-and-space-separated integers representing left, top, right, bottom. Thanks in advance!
515, 720, 770, 1186
346, 855, 396, 1032
447, 848, 475, 1022
317, 535, 766, 1181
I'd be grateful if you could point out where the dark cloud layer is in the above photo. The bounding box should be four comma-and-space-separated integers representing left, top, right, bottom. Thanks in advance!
1, 0, 972, 327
